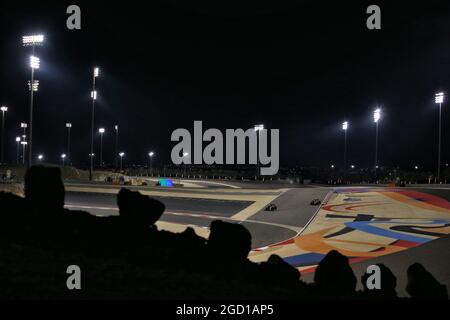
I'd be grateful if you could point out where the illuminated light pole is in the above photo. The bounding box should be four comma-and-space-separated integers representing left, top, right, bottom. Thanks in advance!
342, 121, 348, 179
21, 141, 27, 165
89, 67, 99, 180
61, 153, 66, 166
254, 124, 264, 179
373, 108, 381, 171
435, 92, 444, 183
27, 55, 40, 167
114, 125, 119, 169
183, 152, 189, 177
98, 127, 105, 167
148, 151, 154, 176
119, 152, 125, 171
66, 123, 72, 165
15, 137, 21, 164
1, 106, 7, 164
37, 154, 44, 163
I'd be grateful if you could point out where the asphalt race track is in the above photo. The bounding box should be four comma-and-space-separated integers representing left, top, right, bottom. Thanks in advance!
64, 182, 330, 249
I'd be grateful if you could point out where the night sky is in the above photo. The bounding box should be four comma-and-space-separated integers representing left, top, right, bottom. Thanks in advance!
1, 0, 450, 170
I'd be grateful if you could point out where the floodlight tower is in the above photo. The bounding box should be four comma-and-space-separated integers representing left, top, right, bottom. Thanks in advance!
15, 137, 21, 164
119, 152, 125, 171
89, 67, 99, 180
23, 34, 44, 167
254, 124, 264, 179
148, 151, 155, 176
98, 127, 105, 167
435, 92, 444, 183
66, 123, 72, 165
1, 106, 7, 164
373, 108, 381, 170
114, 125, 119, 169
342, 121, 349, 179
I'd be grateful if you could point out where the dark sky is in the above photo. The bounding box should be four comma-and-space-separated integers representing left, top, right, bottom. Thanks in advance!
1, 0, 450, 169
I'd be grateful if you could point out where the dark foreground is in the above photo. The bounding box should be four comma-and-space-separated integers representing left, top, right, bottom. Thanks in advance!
0, 166, 448, 300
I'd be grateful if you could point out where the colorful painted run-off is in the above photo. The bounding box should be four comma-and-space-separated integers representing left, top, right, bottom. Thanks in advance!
250, 188, 450, 273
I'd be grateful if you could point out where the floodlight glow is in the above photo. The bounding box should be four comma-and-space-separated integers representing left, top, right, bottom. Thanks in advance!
94, 67, 99, 78
373, 108, 381, 123
435, 92, 444, 104
37, 154, 44, 160
149, 152, 154, 157
30, 56, 40, 69
342, 121, 348, 130
16, 137, 21, 142
119, 152, 125, 157
331, 164, 335, 168
22, 34, 44, 46
61, 153, 66, 159
0, 106, 7, 112
98, 128, 105, 134
21, 141, 27, 145
115, 125, 118, 130
91, 91, 97, 100
21, 123, 27, 128
28, 80, 39, 92
351, 165, 355, 169
66, 123, 72, 128
254, 124, 264, 131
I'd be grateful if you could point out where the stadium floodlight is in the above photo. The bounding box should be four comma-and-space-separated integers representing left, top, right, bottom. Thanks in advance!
1, 106, 8, 163
91, 90, 97, 100
66, 123, 72, 128
414, 165, 419, 170
89, 68, 100, 180
149, 152, 154, 157
435, 92, 445, 182
373, 108, 381, 123
21, 123, 27, 128
254, 124, 264, 131
331, 164, 335, 169
342, 121, 348, 130
351, 164, 355, 169
94, 67, 99, 78
61, 153, 66, 159
435, 92, 444, 104
114, 125, 119, 169
22, 34, 44, 47
16, 137, 21, 142
28, 80, 39, 92
37, 154, 44, 161
30, 56, 40, 69
98, 128, 105, 167
119, 152, 125, 157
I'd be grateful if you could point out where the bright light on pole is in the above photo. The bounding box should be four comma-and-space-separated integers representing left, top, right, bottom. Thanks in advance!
342, 121, 348, 180
98, 127, 105, 167
0, 106, 7, 164
373, 108, 381, 173
89, 67, 100, 181
28, 80, 39, 92
15, 137, 21, 164
119, 152, 125, 171
66, 123, 72, 165
183, 152, 189, 177
61, 153, 66, 166
21, 141, 27, 165
435, 92, 444, 183
37, 154, 44, 162
114, 125, 119, 169
22, 35, 44, 47
254, 124, 264, 179
148, 151, 155, 176
30, 56, 40, 69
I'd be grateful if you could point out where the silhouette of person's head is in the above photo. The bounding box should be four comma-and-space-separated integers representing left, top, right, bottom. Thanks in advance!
361, 263, 397, 299
207, 220, 251, 263
117, 188, 165, 227
314, 250, 357, 297
24, 166, 64, 212
406, 262, 448, 299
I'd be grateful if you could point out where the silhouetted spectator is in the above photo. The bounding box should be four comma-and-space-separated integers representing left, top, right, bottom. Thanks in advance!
258, 254, 301, 286
313, 250, 357, 298
25, 166, 64, 213
406, 263, 448, 299
361, 264, 397, 299
117, 188, 165, 228
207, 220, 251, 263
